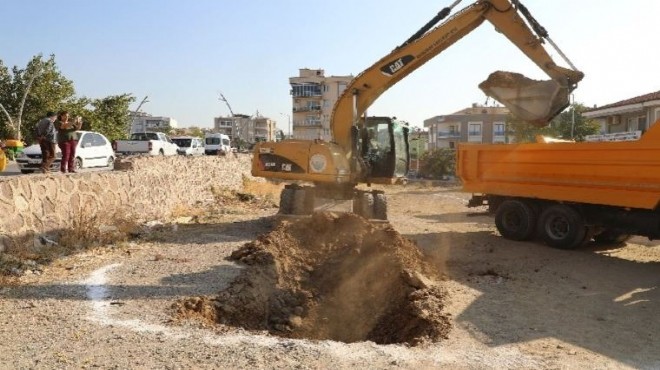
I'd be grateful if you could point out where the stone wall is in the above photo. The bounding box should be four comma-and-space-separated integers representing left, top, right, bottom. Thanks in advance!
0, 155, 253, 239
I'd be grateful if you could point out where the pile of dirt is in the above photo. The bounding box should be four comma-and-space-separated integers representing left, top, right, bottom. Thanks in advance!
172, 212, 451, 346
479, 70, 541, 89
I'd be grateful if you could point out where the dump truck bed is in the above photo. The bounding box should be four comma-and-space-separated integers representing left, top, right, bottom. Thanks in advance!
457, 122, 660, 210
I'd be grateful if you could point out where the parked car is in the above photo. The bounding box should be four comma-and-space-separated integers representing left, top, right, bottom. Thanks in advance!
15, 131, 115, 174
172, 136, 204, 156
204, 133, 231, 155
112, 132, 179, 156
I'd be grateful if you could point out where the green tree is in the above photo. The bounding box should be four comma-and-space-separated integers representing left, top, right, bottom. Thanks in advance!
507, 115, 558, 143
85, 94, 136, 141
507, 103, 600, 143
419, 148, 456, 179
0, 55, 77, 141
550, 103, 601, 141
187, 126, 204, 138
0, 54, 135, 143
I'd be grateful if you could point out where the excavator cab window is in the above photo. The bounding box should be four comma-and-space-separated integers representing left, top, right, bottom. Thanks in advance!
362, 117, 409, 179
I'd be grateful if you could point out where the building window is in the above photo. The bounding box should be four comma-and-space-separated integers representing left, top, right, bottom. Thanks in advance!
627, 116, 647, 132
468, 123, 482, 136
338, 82, 347, 95
493, 122, 505, 136
291, 83, 322, 97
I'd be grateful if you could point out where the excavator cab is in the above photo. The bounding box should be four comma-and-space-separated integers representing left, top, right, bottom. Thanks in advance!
360, 117, 409, 182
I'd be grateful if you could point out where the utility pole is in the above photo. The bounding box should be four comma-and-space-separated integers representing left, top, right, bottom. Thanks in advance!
131, 96, 149, 133
218, 93, 235, 117
218, 92, 241, 145
570, 94, 575, 140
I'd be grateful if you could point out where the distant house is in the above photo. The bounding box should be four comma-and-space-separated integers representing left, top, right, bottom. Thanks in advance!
130, 112, 178, 134
583, 91, 660, 135
423, 104, 510, 149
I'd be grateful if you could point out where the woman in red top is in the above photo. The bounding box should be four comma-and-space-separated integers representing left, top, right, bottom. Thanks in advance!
54, 111, 82, 173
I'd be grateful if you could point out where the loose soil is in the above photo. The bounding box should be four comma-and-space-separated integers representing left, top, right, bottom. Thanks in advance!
1, 183, 658, 369
479, 71, 541, 89
173, 212, 451, 346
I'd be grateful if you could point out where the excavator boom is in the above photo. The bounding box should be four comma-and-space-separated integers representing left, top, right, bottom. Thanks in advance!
330, 0, 584, 152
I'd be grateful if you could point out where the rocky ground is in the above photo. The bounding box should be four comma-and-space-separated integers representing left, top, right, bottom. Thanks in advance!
1, 183, 658, 369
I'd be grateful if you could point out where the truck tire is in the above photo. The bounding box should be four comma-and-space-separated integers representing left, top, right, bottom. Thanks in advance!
279, 188, 294, 214
494, 199, 537, 241
537, 204, 587, 249
374, 192, 388, 220
594, 229, 632, 245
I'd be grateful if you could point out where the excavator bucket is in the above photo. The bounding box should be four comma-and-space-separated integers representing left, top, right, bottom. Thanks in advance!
479, 71, 570, 127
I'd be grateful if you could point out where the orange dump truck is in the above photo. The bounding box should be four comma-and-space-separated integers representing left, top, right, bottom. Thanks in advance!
456, 120, 660, 249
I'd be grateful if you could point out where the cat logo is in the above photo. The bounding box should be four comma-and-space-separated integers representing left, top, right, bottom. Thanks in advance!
380, 55, 415, 76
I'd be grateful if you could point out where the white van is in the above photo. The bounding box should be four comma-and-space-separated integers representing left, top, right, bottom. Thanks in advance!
172, 136, 204, 156
204, 133, 231, 155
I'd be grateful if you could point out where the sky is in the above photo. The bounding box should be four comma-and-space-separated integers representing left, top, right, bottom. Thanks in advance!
2, 0, 660, 133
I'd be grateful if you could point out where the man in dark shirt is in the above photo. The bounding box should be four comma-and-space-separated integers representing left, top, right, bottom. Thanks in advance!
35, 111, 57, 173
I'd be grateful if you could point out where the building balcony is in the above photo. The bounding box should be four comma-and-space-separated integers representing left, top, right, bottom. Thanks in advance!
293, 120, 323, 127
293, 106, 322, 112
468, 134, 482, 143
291, 91, 322, 98
437, 131, 461, 139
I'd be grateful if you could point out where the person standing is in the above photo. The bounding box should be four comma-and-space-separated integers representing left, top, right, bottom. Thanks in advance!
54, 111, 82, 173
35, 111, 58, 173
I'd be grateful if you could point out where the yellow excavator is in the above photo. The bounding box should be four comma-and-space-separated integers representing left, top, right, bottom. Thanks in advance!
252, 0, 584, 219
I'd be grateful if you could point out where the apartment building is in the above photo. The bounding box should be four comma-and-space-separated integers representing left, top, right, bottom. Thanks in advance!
213, 114, 277, 144
289, 68, 353, 141
584, 90, 660, 135
424, 104, 510, 149
129, 112, 178, 134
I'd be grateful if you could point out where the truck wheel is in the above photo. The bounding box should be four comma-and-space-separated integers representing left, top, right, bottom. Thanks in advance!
159, 149, 165, 156
537, 204, 586, 249
279, 188, 294, 214
594, 229, 632, 245
374, 192, 388, 220
494, 199, 537, 241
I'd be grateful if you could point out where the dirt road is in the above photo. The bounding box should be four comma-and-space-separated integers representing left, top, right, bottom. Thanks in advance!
1, 184, 658, 369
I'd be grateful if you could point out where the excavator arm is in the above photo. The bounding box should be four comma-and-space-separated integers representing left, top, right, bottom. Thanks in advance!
252, 0, 583, 219
331, 0, 584, 153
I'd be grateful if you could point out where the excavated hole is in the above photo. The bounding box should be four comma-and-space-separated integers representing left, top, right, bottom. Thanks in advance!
173, 212, 451, 346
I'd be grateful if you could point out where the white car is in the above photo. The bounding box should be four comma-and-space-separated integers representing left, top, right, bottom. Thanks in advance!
16, 131, 115, 174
